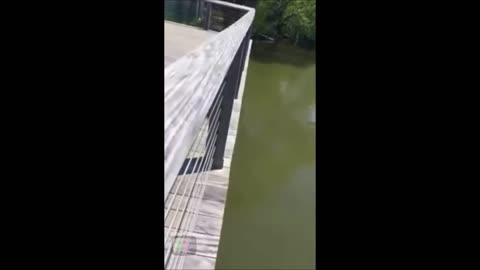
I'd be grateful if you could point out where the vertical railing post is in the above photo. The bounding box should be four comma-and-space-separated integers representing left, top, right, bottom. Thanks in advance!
209, 35, 245, 170
203, 1, 212, 30
234, 26, 252, 99
233, 38, 247, 99
196, 0, 201, 19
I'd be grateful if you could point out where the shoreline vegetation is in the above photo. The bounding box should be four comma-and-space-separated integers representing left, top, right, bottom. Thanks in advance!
253, 0, 315, 48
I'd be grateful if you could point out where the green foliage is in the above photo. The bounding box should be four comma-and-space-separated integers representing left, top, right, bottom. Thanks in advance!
282, 0, 316, 41
252, 0, 276, 37
253, 0, 316, 44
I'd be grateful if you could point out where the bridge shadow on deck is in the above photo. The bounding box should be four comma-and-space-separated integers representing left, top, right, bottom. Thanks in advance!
178, 157, 211, 175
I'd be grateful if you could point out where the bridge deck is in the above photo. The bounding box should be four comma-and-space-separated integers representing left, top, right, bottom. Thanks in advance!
164, 21, 217, 67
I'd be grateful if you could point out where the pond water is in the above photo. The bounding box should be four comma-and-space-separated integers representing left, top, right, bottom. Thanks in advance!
164, 0, 198, 25
215, 41, 316, 270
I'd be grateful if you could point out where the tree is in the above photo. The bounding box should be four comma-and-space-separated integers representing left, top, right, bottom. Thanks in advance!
253, 0, 315, 44
281, 0, 316, 44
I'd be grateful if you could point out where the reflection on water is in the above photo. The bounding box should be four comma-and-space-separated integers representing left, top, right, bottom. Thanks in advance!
307, 105, 316, 124
216, 42, 316, 269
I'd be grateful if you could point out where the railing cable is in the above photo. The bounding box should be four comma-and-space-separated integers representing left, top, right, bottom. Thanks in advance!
168, 132, 217, 270
164, 84, 224, 268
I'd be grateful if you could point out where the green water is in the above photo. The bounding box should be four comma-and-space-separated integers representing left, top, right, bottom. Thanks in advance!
215, 42, 316, 270
164, 0, 198, 25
